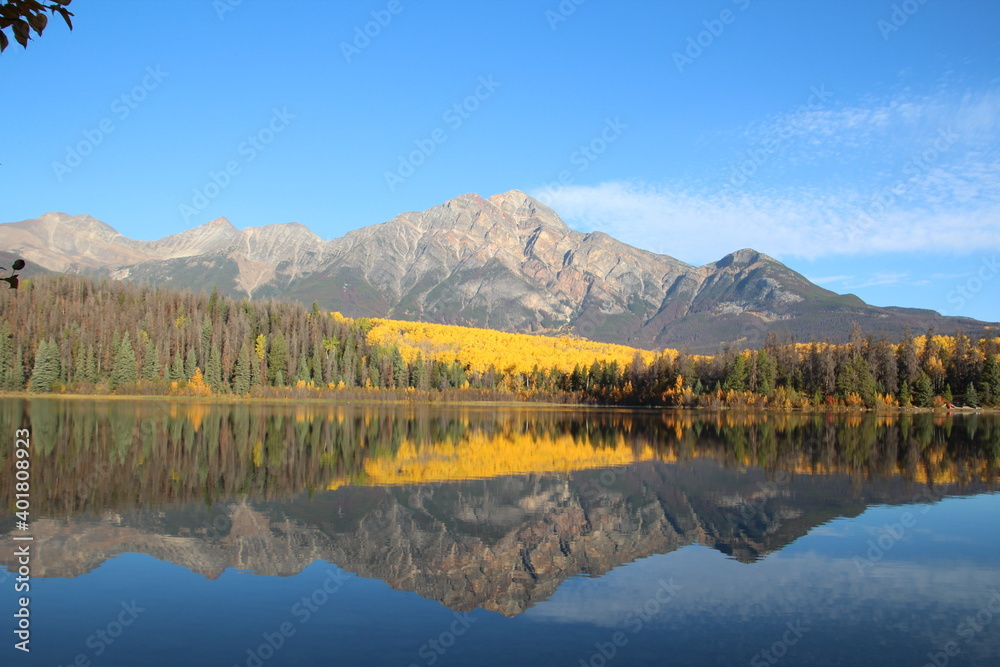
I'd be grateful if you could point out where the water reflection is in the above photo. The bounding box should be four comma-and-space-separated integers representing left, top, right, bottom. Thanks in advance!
0, 399, 996, 517
0, 399, 997, 619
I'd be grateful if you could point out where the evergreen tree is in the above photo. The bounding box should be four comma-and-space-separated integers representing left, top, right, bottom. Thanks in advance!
185, 347, 198, 380
943, 384, 953, 404
169, 350, 185, 382
896, 331, 920, 385
9, 347, 24, 390
295, 354, 311, 384
755, 349, 775, 396
914, 372, 934, 408
233, 341, 252, 395
0, 320, 12, 377
964, 382, 979, 407
270, 332, 288, 385
86, 344, 98, 384
205, 343, 224, 392
983, 353, 1000, 406
109, 335, 138, 390
28, 339, 60, 392
201, 315, 213, 352
898, 379, 911, 407
723, 354, 748, 392
141, 339, 159, 381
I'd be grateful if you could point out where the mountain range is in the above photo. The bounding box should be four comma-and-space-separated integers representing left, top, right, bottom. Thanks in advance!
2, 190, 993, 351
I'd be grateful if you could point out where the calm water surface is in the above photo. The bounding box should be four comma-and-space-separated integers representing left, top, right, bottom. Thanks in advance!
1, 399, 999, 666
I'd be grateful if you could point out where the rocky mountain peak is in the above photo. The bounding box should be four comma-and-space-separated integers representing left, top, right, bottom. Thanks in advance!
36, 212, 120, 237
712, 248, 768, 269
3, 192, 994, 352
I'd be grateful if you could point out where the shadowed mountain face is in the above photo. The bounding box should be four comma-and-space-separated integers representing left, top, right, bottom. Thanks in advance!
1, 400, 996, 617
1, 191, 994, 350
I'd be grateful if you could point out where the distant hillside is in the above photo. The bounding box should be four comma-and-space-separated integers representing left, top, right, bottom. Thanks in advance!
2, 191, 995, 351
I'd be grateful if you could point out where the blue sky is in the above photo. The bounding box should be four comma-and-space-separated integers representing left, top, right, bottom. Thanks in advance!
2, 0, 998, 321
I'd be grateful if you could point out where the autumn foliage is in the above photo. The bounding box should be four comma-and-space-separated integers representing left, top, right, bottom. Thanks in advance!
0, 274, 997, 410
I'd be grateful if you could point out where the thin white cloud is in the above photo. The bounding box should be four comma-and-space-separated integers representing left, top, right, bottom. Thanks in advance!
532, 181, 1000, 264
809, 275, 854, 285
532, 89, 1000, 263
851, 272, 910, 288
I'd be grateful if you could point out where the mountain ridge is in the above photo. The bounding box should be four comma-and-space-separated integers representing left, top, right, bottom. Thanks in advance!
2, 190, 994, 351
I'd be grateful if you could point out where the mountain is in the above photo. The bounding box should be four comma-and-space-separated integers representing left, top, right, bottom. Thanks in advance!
2, 191, 993, 351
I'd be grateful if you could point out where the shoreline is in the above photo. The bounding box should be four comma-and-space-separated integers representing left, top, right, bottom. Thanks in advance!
0, 391, 996, 414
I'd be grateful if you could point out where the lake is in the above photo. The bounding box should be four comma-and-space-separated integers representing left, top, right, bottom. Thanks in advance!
1, 399, 999, 666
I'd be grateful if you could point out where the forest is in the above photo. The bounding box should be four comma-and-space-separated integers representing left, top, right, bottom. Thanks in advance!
0, 274, 998, 410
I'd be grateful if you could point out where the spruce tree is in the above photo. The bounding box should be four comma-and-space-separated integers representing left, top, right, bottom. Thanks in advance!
898, 379, 911, 406
10, 348, 24, 390
141, 339, 159, 381
169, 350, 185, 382
983, 354, 1000, 406
28, 339, 59, 392
965, 382, 979, 408
914, 372, 934, 408
233, 341, 252, 395
270, 332, 288, 385
185, 348, 198, 380
205, 343, 224, 392
109, 335, 138, 390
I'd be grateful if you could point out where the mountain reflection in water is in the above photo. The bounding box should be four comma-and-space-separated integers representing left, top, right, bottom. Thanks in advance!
1, 399, 996, 619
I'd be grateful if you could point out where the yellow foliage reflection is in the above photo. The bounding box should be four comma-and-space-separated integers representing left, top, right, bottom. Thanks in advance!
349, 432, 656, 486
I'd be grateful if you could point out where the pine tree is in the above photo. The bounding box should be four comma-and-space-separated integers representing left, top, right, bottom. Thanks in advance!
109, 335, 138, 390
205, 343, 225, 392
914, 372, 934, 408
201, 315, 213, 352
141, 339, 159, 381
755, 349, 775, 396
723, 354, 748, 392
233, 341, 252, 395
898, 379, 911, 406
965, 382, 979, 408
167, 350, 182, 382
28, 339, 60, 392
295, 354, 310, 384
270, 332, 288, 385
0, 320, 12, 378
983, 353, 1000, 406
10, 347, 24, 389
185, 348, 198, 380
